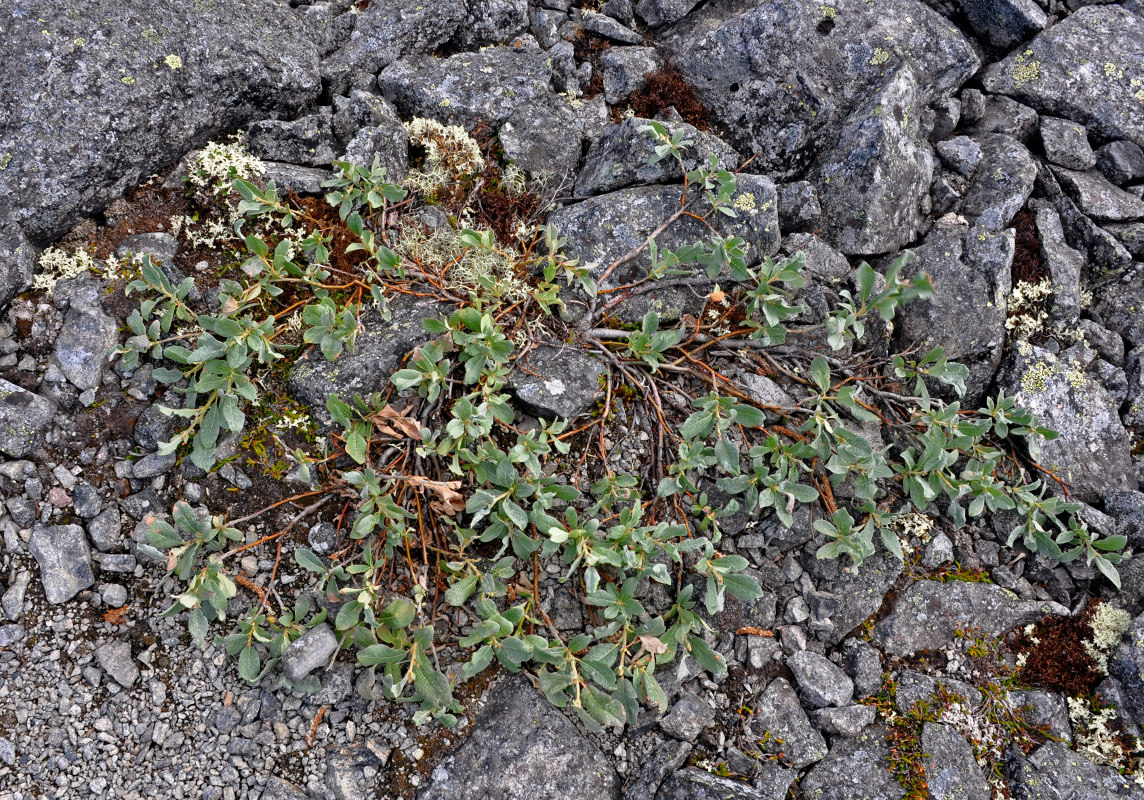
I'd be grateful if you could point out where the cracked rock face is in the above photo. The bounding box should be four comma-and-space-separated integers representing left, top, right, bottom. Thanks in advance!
28, 524, 94, 605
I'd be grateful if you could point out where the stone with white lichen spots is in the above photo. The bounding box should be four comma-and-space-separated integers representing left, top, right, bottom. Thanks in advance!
507, 343, 605, 420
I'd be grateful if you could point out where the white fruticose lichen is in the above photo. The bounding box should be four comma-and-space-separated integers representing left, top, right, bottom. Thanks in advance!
1068, 696, 1143, 777
187, 135, 265, 194
34, 247, 98, 293
1005, 277, 1052, 340
404, 118, 485, 198
1083, 602, 1132, 675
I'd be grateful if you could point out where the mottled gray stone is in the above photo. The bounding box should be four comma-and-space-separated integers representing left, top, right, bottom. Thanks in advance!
132, 452, 177, 479
896, 670, 982, 714
499, 101, 582, 182
636, 0, 699, 27
95, 640, 138, 688
935, 136, 983, 178
1053, 167, 1144, 223
380, 46, 559, 131
420, 676, 620, 800
922, 723, 990, 800
1028, 741, 1137, 798
1096, 141, 1144, 186
29, 524, 94, 605
844, 640, 883, 699
981, 6, 1144, 150
52, 296, 118, 392
582, 11, 641, 44
87, 507, 122, 552
0, 216, 35, 310
1034, 203, 1084, 322
574, 116, 740, 198
664, 0, 978, 176
893, 218, 1012, 404
508, 344, 605, 420
753, 678, 827, 769
320, 0, 465, 97
1011, 690, 1071, 743
798, 726, 904, 800
818, 67, 933, 256
812, 550, 902, 647
259, 776, 311, 800
777, 182, 822, 233
247, 112, 336, 168
260, 162, 333, 196
0, 378, 54, 458
288, 296, 453, 425
452, 0, 528, 49
995, 343, 1135, 503
325, 739, 391, 800
281, 623, 338, 681
625, 739, 692, 800
812, 704, 877, 738
600, 46, 661, 105
873, 580, 1068, 657
660, 693, 715, 742
1040, 117, 1096, 171
962, 134, 1038, 231
0, 0, 321, 246
1110, 611, 1144, 728
788, 650, 853, 708
656, 769, 769, 800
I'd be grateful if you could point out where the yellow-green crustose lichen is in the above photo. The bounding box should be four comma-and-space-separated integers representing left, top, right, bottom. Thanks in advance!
1020, 361, 1054, 393
1012, 50, 1040, 84
165, 54, 182, 69
869, 47, 890, 66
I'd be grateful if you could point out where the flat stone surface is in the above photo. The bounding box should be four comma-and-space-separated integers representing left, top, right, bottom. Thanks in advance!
873, 580, 1068, 657
788, 650, 853, 708
0, 378, 55, 458
798, 726, 904, 800
419, 676, 620, 800
922, 723, 990, 800
752, 678, 827, 769
281, 623, 338, 681
656, 768, 770, 799
29, 524, 94, 605
659, 693, 716, 742
508, 344, 605, 420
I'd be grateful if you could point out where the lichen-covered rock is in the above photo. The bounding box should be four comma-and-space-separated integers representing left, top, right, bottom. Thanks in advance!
507, 344, 605, 420
1034, 203, 1084, 322
320, 0, 465, 97
0, 215, 35, 310
0, 0, 321, 245
751, 678, 828, 769
379, 46, 559, 131
1039, 117, 1096, 171
600, 46, 661, 105
892, 218, 1012, 405
29, 524, 94, 605
247, 112, 337, 168
419, 676, 620, 800
922, 723, 990, 800
961, 134, 1038, 231
994, 343, 1135, 503
498, 102, 582, 182
52, 294, 119, 392
659, 693, 716, 742
1052, 167, 1144, 223
664, 0, 978, 176
787, 650, 854, 708
810, 549, 902, 647
798, 726, 904, 800
873, 580, 1068, 657
0, 378, 55, 458
452, 0, 529, 50
288, 297, 453, 425
1110, 611, 1144, 728
981, 6, 1144, 150
817, 67, 933, 255
637, 0, 700, 27
656, 768, 770, 799
1036, 161, 1134, 279
777, 182, 823, 233
895, 670, 982, 713
1096, 141, 1144, 187
574, 116, 741, 198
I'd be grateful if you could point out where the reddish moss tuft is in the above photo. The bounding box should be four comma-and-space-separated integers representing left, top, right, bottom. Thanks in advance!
1011, 210, 1046, 285
572, 28, 611, 99
629, 65, 711, 131
1014, 600, 1104, 695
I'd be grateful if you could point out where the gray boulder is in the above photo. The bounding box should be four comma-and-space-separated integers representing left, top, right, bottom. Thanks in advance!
1052, 167, 1144, 223
961, 134, 1038, 231
380, 46, 559, 131
659, 693, 715, 742
507, 344, 605, 420
811, 704, 877, 738
0, 378, 55, 458
752, 678, 828, 769
981, 6, 1144, 150
1039, 117, 1096, 171
957, 0, 1045, 51
892, 218, 1012, 405
812, 549, 902, 647
787, 650, 854, 708
320, 0, 465, 97
452, 0, 528, 50
1034, 204, 1084, 322
281, 623, 338, 681
343, 122, 410, 183
636, 0, 700, 27
995, 343, 1135, 503
895, 670, 981, 713
600, 47, 661, 106
498, 102, 582, 182
777, 183, 823, 234
52, 295, 119, 392
260, 777, 311, 800
247, 113, 336, 168
575, 117, 741, 199
288, 297, 453, 425
581, 11, 642, 44
419, 676, 620, 800
663, 0, 977, 176
260, 163, 332, 196
29, 524, 94, 605
0, 0, 321, 246
656, 769, 770, 799
967, 94, 1039, 143
935, 136, 983, 178
817, 67, 933, 256
0, 215, 36, 310
1036, 160, 1134, 278
873, 580, 1068, 657
922, 723, 990, 800
1027, 741, 1137, 798
798, 726, 904, 800
325, 740, 391, 800
1096, 141, 1144, 186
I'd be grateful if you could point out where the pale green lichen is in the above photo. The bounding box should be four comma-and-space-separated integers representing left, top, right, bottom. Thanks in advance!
733, 192, 757, 214
164, 54, 182, 70
1083, 603, 1132, 674
1020, 361, 1053, 393
1012, 51, 1040, 84
0, 153, 11, 172
869, 47, 890, 66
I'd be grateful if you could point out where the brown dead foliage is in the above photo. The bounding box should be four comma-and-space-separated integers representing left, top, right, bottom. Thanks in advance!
629, 65, 711, 131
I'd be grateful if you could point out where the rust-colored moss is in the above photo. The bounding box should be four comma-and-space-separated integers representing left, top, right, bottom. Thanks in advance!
572, 28, 611, 99
1014, 600, 1104, 695
629, 65, 710, 131
1011, 210, 1046, 285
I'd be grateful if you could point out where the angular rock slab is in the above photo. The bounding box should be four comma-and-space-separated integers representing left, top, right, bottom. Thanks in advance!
419, 676, 620, 800
288, 297, 453, 425
798, 726, 904, 800
817, 66, 933, 256
508, 344, 605, 420
922, 723, 990, 800
892, 218, 1012, 405
982, 6, 1144, 151
29, 524, 94, 605
656, 768, 771, 799
0, 0, 321, 245
0, 378, 55, 458
663, 0, 978, 175
1110, 611, 1144, 728
873, 580, 1067, 657
752, 678, 828, 769
994, 343, 1136, 503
